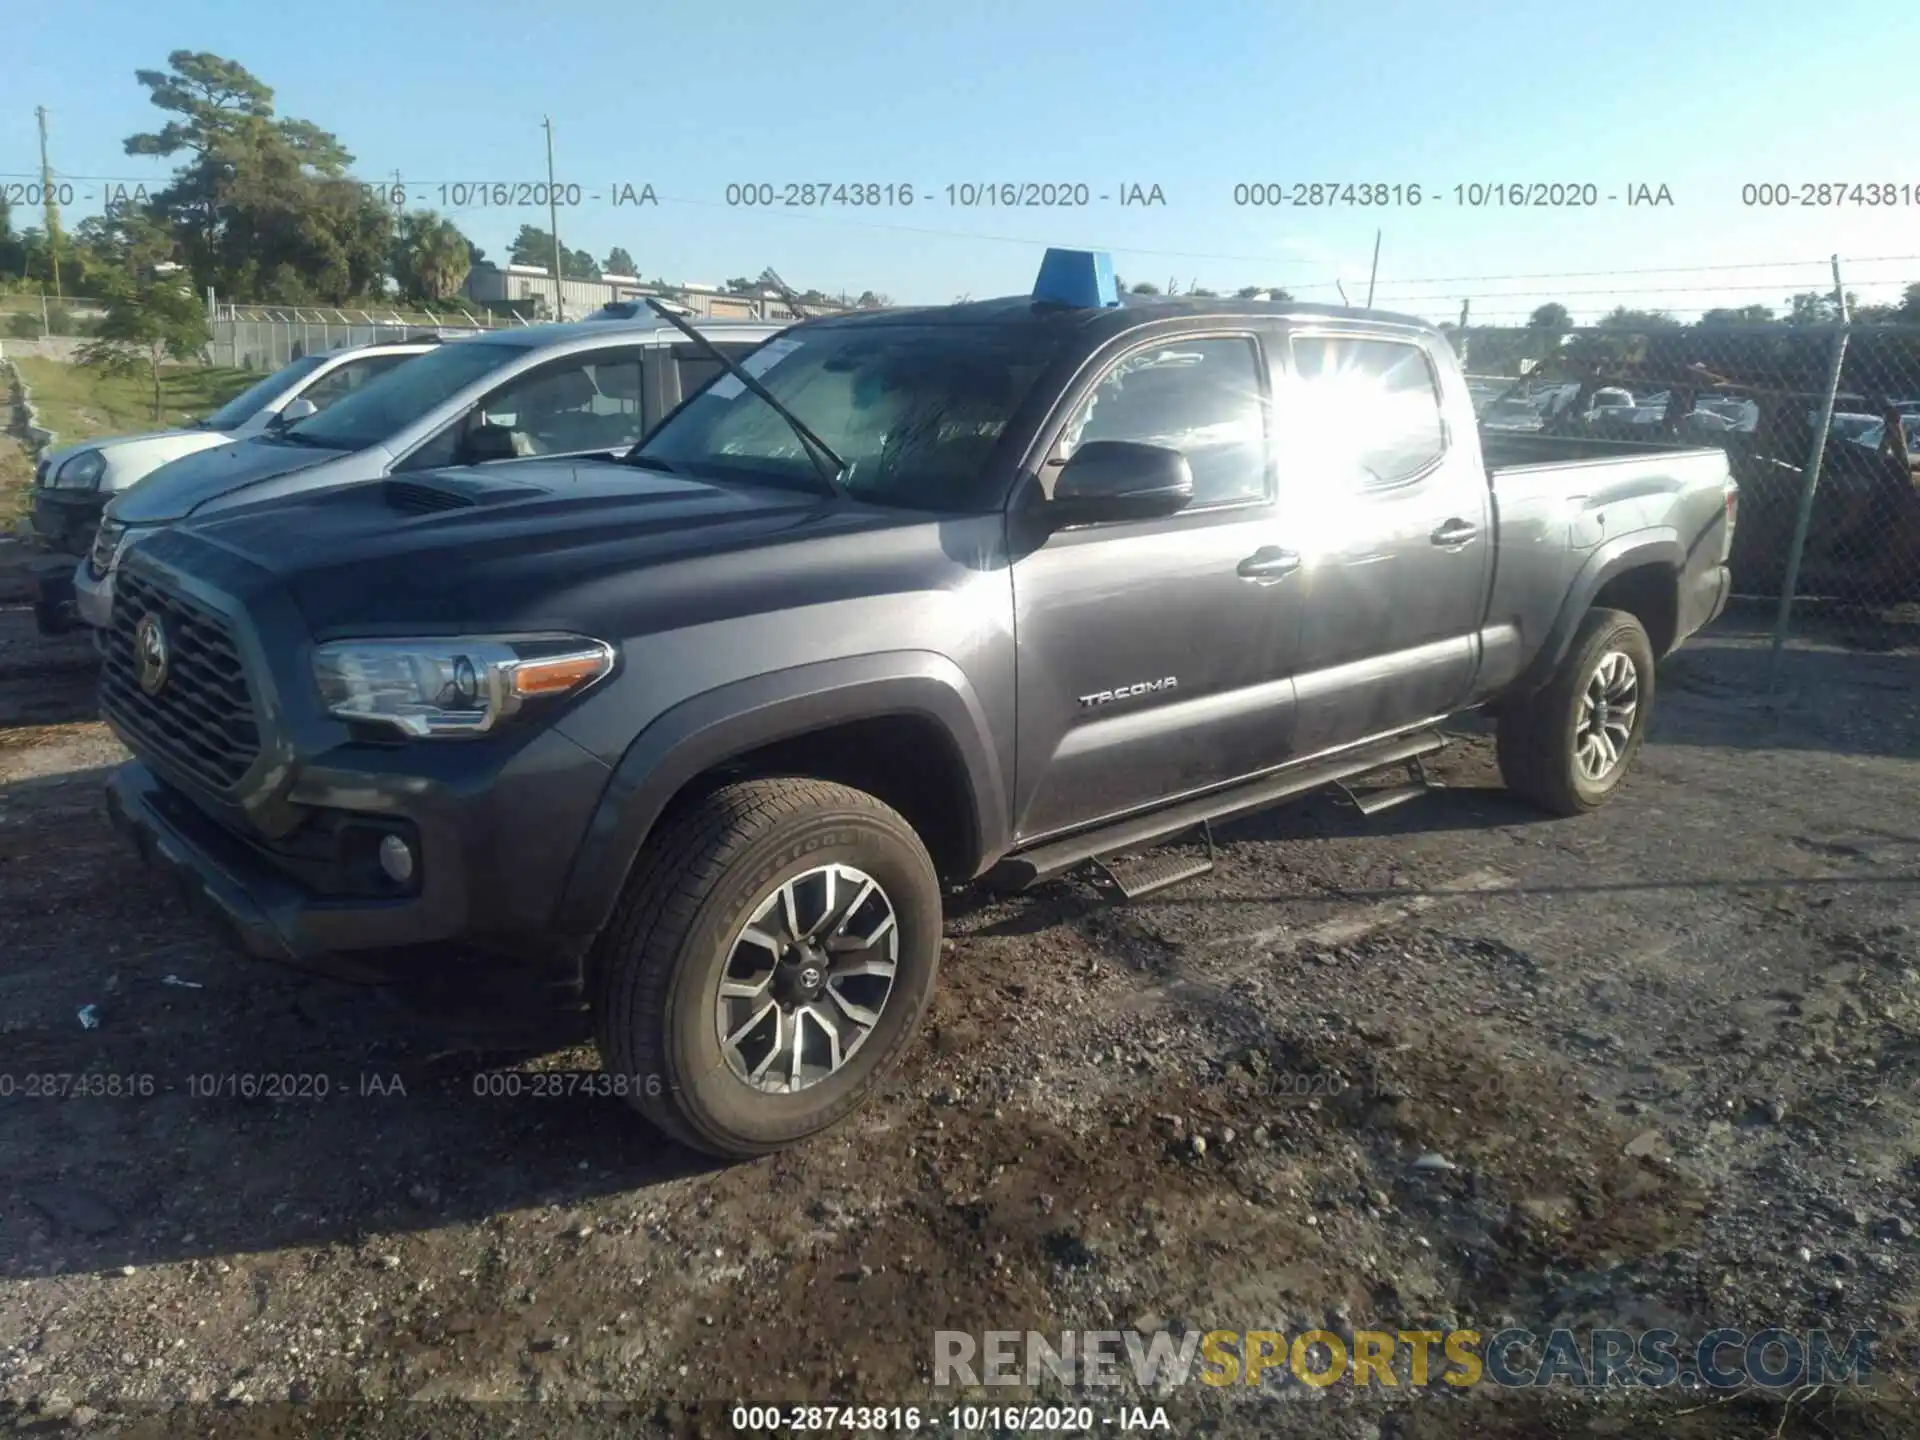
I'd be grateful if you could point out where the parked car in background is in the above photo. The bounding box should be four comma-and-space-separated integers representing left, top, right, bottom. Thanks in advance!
1827, 412, 1884, 444
71, 315, 785, 633
1854, 414, 1920, 456
28, 339, 438, 559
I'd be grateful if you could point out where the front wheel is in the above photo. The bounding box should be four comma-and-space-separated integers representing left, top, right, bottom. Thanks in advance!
592, 778, 942, 1159
1497, 607, 1656, 816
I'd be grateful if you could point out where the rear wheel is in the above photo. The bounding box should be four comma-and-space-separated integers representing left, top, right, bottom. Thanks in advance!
1497, 607, 1656, 816
592, 778, 941, 1158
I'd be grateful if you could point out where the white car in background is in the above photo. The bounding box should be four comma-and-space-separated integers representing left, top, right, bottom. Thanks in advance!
28, 339, 439, 557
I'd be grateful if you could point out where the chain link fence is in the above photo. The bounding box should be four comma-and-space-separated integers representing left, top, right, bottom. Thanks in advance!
207, 304, 519, 372
1456, 321, 1920, 663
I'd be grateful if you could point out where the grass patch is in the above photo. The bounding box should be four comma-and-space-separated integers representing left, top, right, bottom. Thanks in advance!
0, 437, 32, 530
13, 357, 258, 444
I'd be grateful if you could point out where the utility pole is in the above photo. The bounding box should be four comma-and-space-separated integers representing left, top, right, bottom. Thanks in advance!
35, 106, 64, 303
1365, 229, 1381, 309
542, 117, 564, 321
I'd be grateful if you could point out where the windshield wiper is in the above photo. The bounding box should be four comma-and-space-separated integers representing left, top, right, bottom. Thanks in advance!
638, 299, 849, 502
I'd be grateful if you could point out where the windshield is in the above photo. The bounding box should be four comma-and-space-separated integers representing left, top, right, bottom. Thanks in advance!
200, 354, 329, 430
279, 338, 527, 451
637, 325, 1061, 510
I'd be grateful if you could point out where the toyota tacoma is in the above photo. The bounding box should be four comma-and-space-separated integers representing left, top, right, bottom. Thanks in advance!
99, 250, 1736, 1158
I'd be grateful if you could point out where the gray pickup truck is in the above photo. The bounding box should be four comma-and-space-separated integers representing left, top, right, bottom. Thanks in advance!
99, 250, 1735, 1159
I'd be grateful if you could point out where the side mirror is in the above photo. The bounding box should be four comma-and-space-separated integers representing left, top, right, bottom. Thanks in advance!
458, 422, 521, 465
272, 396, 318, 429
1047, 440, 1194, 527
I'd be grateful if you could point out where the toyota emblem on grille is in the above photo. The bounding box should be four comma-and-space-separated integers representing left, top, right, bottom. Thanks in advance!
134, 613, 172, 696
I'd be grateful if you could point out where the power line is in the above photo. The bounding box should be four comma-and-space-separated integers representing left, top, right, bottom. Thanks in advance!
6, 166, 1919, 291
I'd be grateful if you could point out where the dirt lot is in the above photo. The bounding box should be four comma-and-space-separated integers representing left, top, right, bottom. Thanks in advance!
0, 544, 1917, 1438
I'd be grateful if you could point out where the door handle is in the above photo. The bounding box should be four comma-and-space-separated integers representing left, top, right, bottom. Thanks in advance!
1237, 546, 1301, 584
1431, 519, 1479, 547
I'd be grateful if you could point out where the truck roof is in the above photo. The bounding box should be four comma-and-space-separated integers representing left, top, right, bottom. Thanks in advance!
797, 292, 1439, 342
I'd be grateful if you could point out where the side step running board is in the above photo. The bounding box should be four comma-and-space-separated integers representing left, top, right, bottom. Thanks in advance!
1336, 755, 1442, 816
1089, 821, 1216, 900
989, 727, 1449, 891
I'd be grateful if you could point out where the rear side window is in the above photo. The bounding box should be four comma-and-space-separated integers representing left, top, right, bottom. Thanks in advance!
672, 342, 762, 401
1060, 336, 1271, 507
1287, 336, 1446, 487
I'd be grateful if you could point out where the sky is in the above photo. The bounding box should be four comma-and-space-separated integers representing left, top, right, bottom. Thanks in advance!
7, 0, 1920, 324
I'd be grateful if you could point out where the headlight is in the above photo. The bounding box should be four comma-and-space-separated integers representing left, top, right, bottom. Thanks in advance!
51, 451, 107, 490
312, 635, 616, 738
87, 519, 131, 580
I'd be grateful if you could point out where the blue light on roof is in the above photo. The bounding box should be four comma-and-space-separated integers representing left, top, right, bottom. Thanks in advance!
1033, 248, 1120, 309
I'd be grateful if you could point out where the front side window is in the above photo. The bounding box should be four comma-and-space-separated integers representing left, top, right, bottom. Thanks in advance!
1287, 335, 1447, 487
200, 354, 329, 430
280, 338, 531, 451
403, 352, 648, 469
298, 353, 418, 413
1059, 336, 1271, 507
639, 325, 1063, 511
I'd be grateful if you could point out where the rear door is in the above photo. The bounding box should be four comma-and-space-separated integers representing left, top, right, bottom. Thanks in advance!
1273, 329, 1493, 755
1010, 330, 1304, 842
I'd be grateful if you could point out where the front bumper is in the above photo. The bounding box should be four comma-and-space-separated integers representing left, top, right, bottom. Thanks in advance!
74, 558, 114, 629
105, 724, 611, 973
28, 488, 107, 557
29, 558, 83, 637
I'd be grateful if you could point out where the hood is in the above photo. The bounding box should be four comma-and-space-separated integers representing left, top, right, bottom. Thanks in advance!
170, 456, 917, 636
108, 435, 347, 525
47, 427, 204, 462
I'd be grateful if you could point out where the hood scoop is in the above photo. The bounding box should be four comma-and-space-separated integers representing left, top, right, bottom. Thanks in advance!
383, 476, 550, 515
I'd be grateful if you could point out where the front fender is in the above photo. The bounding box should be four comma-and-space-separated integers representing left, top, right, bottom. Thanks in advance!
1510, 529, 1683, 696
552, 651, 1009, 939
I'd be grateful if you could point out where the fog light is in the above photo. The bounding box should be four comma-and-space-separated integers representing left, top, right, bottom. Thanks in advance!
378, 834, 416, 885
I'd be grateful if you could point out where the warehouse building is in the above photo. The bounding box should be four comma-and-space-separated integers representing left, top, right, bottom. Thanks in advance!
462, 263, 818, 322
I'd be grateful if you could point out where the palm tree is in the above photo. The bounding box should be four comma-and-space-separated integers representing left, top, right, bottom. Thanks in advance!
396, 211, 472, 302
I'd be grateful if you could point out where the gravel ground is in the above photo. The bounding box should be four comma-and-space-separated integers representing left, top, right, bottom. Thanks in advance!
1, 540, 1917, 1438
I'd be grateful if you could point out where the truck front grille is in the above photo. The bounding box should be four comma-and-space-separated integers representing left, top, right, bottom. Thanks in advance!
100, 569, 261, 793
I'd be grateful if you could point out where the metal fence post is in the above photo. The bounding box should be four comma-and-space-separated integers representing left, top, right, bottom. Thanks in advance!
1768, 256, 1850, 689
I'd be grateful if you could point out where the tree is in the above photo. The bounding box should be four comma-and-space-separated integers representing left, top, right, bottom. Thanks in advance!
604, 246, 636, 277
74, 201, 177, 283
1698, 305, 1775, 325
123, 52, 388, 301
1129, 281, 1160, 295
507, 226, 598, 280
1527, 302, 1572, 332
392, 211, 472, 301
1188, 286, 1219, 298
0, 196, 24, 280
1598, 306, 1680, 329
77, 280, 211, 419
853, 290, 891, 309
1785, 292, 1841, 327
723, 276, 758, 294
1234, 284, 1294, 301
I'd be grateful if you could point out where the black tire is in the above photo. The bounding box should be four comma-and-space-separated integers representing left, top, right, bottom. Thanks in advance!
592, 778, 941, 1159
1497, 607, 1656, 816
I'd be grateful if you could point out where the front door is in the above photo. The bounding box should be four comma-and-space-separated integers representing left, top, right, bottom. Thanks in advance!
1010, 331, 1304, 842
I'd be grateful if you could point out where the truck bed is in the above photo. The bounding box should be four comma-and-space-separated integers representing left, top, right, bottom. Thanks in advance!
1474, 431, 1736, 697
1479, 430, 1730, 473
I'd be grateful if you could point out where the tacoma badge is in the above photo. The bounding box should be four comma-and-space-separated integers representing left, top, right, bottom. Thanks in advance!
1078, 676, 1178, 708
